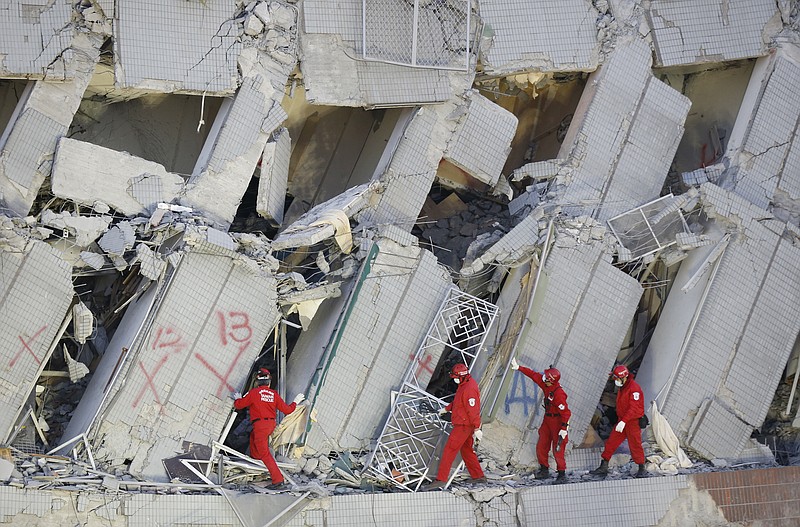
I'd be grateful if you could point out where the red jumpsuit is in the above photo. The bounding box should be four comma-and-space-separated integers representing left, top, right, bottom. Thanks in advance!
519, 366, 571, 471
234, 386, 297, 484
601, 376, 645, 464
436, 374, 485, 482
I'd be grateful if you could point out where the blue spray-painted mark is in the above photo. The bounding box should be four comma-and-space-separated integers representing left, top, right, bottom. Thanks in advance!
504, 370, 538, 416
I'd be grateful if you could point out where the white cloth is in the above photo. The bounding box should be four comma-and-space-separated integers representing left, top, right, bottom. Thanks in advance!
310, 210, 353, 254
650, 401, 692, 468
270, 404, 309, 447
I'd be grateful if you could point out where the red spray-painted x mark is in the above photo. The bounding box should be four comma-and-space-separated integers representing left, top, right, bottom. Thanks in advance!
9, 325, 48, 368
132, 355, 169, 408
196, 341, 250, 398
409, 352, 434, 377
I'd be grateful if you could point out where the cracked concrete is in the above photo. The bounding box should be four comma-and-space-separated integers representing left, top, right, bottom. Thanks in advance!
0, 1, 798, 526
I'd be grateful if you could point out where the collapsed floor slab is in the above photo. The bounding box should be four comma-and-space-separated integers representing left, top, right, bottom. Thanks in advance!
546, 38, 691, 222
183, 44, 296, 230
67, 244, 280, 481
444, 90, 518, 187
721, 45, 800, 211
478, 0, 601, 75
638, 184, 800, 460
646, 0, 780, 67
0, 33, 102, 216
0, 238, 74, 443
300, 236, 455, 454
483, 232, 643, 467
51, 138, 185, 216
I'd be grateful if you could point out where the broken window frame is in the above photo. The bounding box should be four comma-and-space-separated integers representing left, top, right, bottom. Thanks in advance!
607, 194, 690, 260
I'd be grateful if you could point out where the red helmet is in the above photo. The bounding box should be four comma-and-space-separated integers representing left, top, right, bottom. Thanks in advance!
612, 365, 629, 381
450, 363, 469, 378
257, 368, 272, 385
543, 367, 560, 384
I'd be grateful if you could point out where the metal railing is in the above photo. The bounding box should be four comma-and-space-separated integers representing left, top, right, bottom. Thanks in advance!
361, 0, 474, 71
364, 287, 498, 491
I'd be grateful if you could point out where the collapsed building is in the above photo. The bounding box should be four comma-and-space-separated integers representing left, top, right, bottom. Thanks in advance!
1, 0, 799, 526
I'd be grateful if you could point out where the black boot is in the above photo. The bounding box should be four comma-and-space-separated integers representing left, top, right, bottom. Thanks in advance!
422, 479, 446, 491
634, 463, 648, 478
590, 459, 609, 477
554, 470, 567, 484
534, 465, 551, 479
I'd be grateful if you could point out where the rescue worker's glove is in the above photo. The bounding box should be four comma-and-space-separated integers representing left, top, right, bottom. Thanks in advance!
510, 357, 519, 370
293, 393, 306, 405
615, 421, 626, 433
558, 429, 567, 439
473, 429, 483, 443
438, 408, 448, 416
231, 391, 242, 401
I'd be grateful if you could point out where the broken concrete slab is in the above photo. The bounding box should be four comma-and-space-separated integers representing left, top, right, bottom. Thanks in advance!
51, 138, 185, 217
646, 0, 780, 67
554, 38, 691, 222
461, 212, 541, 275
638, 184, 800, 459
274, 183, 375, 252
0, 0, 76, 78
302, 238, 455, 454
134, 243, 166, 281
444, 90, 518, 187
41, 210, 112, 248
686, 397, 751, 461
97, 221, 136, 257
0, 239, 74, 443
357, 102, 462, 230
511, 158, 567, 182
113, 2, 243, 93
485, 239, 643, 467
257, 127, 291, 226
479, 0, 601, 75
720, 46, 800, 210
71, 302, 93, 345
76, 249, 280, 480
183, 47, 295, 229
0, 33, 103, 217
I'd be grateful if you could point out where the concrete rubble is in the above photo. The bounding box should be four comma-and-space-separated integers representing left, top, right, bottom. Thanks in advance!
0, 0, 799, 526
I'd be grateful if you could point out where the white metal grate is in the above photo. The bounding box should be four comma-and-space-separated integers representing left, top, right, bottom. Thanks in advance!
365, 287, 498, 491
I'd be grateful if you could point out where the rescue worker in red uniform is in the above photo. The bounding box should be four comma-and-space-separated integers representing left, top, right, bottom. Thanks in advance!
510, 357, 571, 483
590, 364, 647, 478
232, 368, 305, 489
424, 363, 485, 490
